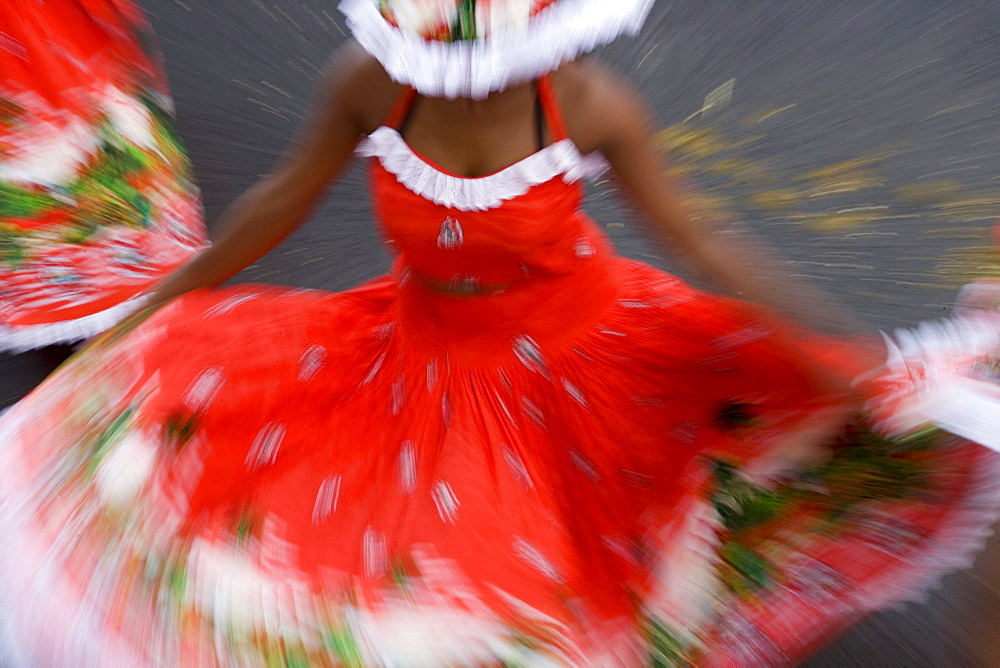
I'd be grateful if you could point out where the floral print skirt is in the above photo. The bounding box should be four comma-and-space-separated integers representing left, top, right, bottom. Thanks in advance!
0, 0, 207, 351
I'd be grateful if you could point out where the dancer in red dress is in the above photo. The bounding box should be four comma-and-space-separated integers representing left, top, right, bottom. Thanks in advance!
0, 0, 207, 351
2, 0, 999, 665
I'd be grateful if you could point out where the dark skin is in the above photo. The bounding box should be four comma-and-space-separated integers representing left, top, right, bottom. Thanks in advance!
148, 43, 880, 375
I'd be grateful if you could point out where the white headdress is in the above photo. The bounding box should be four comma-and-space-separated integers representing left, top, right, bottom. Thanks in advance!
339, 0, 654, 99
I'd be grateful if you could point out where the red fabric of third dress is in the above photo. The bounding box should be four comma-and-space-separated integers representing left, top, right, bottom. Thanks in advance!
1, 76, 1000, 666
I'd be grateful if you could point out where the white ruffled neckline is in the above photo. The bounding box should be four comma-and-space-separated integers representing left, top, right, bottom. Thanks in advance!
339, 0, 654, 99
357, 126, 608, 212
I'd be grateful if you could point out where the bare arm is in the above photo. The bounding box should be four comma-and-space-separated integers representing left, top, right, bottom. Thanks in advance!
147, 45, 394, 305
563, 63, 869, 337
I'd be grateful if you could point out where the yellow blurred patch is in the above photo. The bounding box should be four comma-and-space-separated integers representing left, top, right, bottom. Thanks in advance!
931, 193, 1000, 223
896, 180, 963, 205
797, 153, 889, 182
935, 245, 1000, 285
702, 157, 773, 184
749, 190, 804, 209
805, 170, 886, 197
803, 208, 885, 231
655, 125, 729, 160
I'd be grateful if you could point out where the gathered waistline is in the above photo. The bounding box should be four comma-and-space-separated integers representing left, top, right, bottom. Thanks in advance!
404, 267, 517, 297
391, 256, 623, 355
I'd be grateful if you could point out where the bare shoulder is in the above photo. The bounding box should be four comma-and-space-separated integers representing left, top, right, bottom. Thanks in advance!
316, 42, 404, 135
549, 59, 650, 154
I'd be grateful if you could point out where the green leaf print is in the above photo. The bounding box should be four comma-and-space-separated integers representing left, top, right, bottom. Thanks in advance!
167, 562, 187, 604
711, 458, 737, 485
721, 542, 773, 591
709, 459, 788, 534
0, 182, 58, 218
0, 229, 28, 267
718, 488, 787, 535
87, 406, 137, 475
390, 559, 413, 592
265, 644, 310, 668
164, 411, 200, 451
0, 97, 26, 125
1, 89, 182, 247
892, 425, 946, 452
323, 628, 364, 667
233, 507, 263, 545
815, 445, 926, 510
286, 649, 311, 668
139, 91, 181, 140
80, 185, 150, 230
87, 142, 144, 187
645, 617, 692, 667
454, 0, 477, 41
60, 217, 101, 244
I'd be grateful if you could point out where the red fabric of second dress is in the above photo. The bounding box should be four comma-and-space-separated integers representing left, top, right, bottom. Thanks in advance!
1, 75, 999, 666
0, 0, 208, 350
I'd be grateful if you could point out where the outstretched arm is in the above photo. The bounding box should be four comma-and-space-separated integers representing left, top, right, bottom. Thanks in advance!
568, 63, 869, 337
147, 45, 393, 305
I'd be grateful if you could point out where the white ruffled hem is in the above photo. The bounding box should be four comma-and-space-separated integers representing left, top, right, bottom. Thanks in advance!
853, 311, 1000, 609
0, 295, 149, 354
882, 444, 1000, 611
870, 313, 1000, 451
340, 0, 654, 99
358, 126, 608, 211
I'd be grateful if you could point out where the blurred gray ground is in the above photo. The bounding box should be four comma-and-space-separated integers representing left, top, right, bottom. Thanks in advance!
2, 0, 999, 664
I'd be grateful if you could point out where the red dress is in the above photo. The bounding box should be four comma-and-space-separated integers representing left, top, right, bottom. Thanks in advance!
1, 77, 999, 666
0, 0, 207, 351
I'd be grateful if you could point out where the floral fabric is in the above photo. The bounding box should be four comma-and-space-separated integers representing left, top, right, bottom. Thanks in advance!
0, 0, 207, 344
379, 0, 559, 41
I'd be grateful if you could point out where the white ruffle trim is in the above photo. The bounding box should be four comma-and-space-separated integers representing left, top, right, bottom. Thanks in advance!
340, 0, 654, 99
854, 311, 1000, 609
879, 443, 1000, 611
358, 126, 608, 211
869, 313, 1000, 452
0, 295, 149, 354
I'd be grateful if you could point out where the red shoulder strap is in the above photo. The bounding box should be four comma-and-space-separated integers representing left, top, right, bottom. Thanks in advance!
382, 86, 419, 130
537, 75, 568, 142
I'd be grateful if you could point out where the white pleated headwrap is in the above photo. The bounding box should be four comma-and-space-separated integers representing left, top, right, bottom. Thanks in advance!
339, 0, 654, 99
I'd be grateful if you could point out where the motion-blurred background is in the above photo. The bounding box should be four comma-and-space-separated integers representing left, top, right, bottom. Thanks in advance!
3, 2, 998, 664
